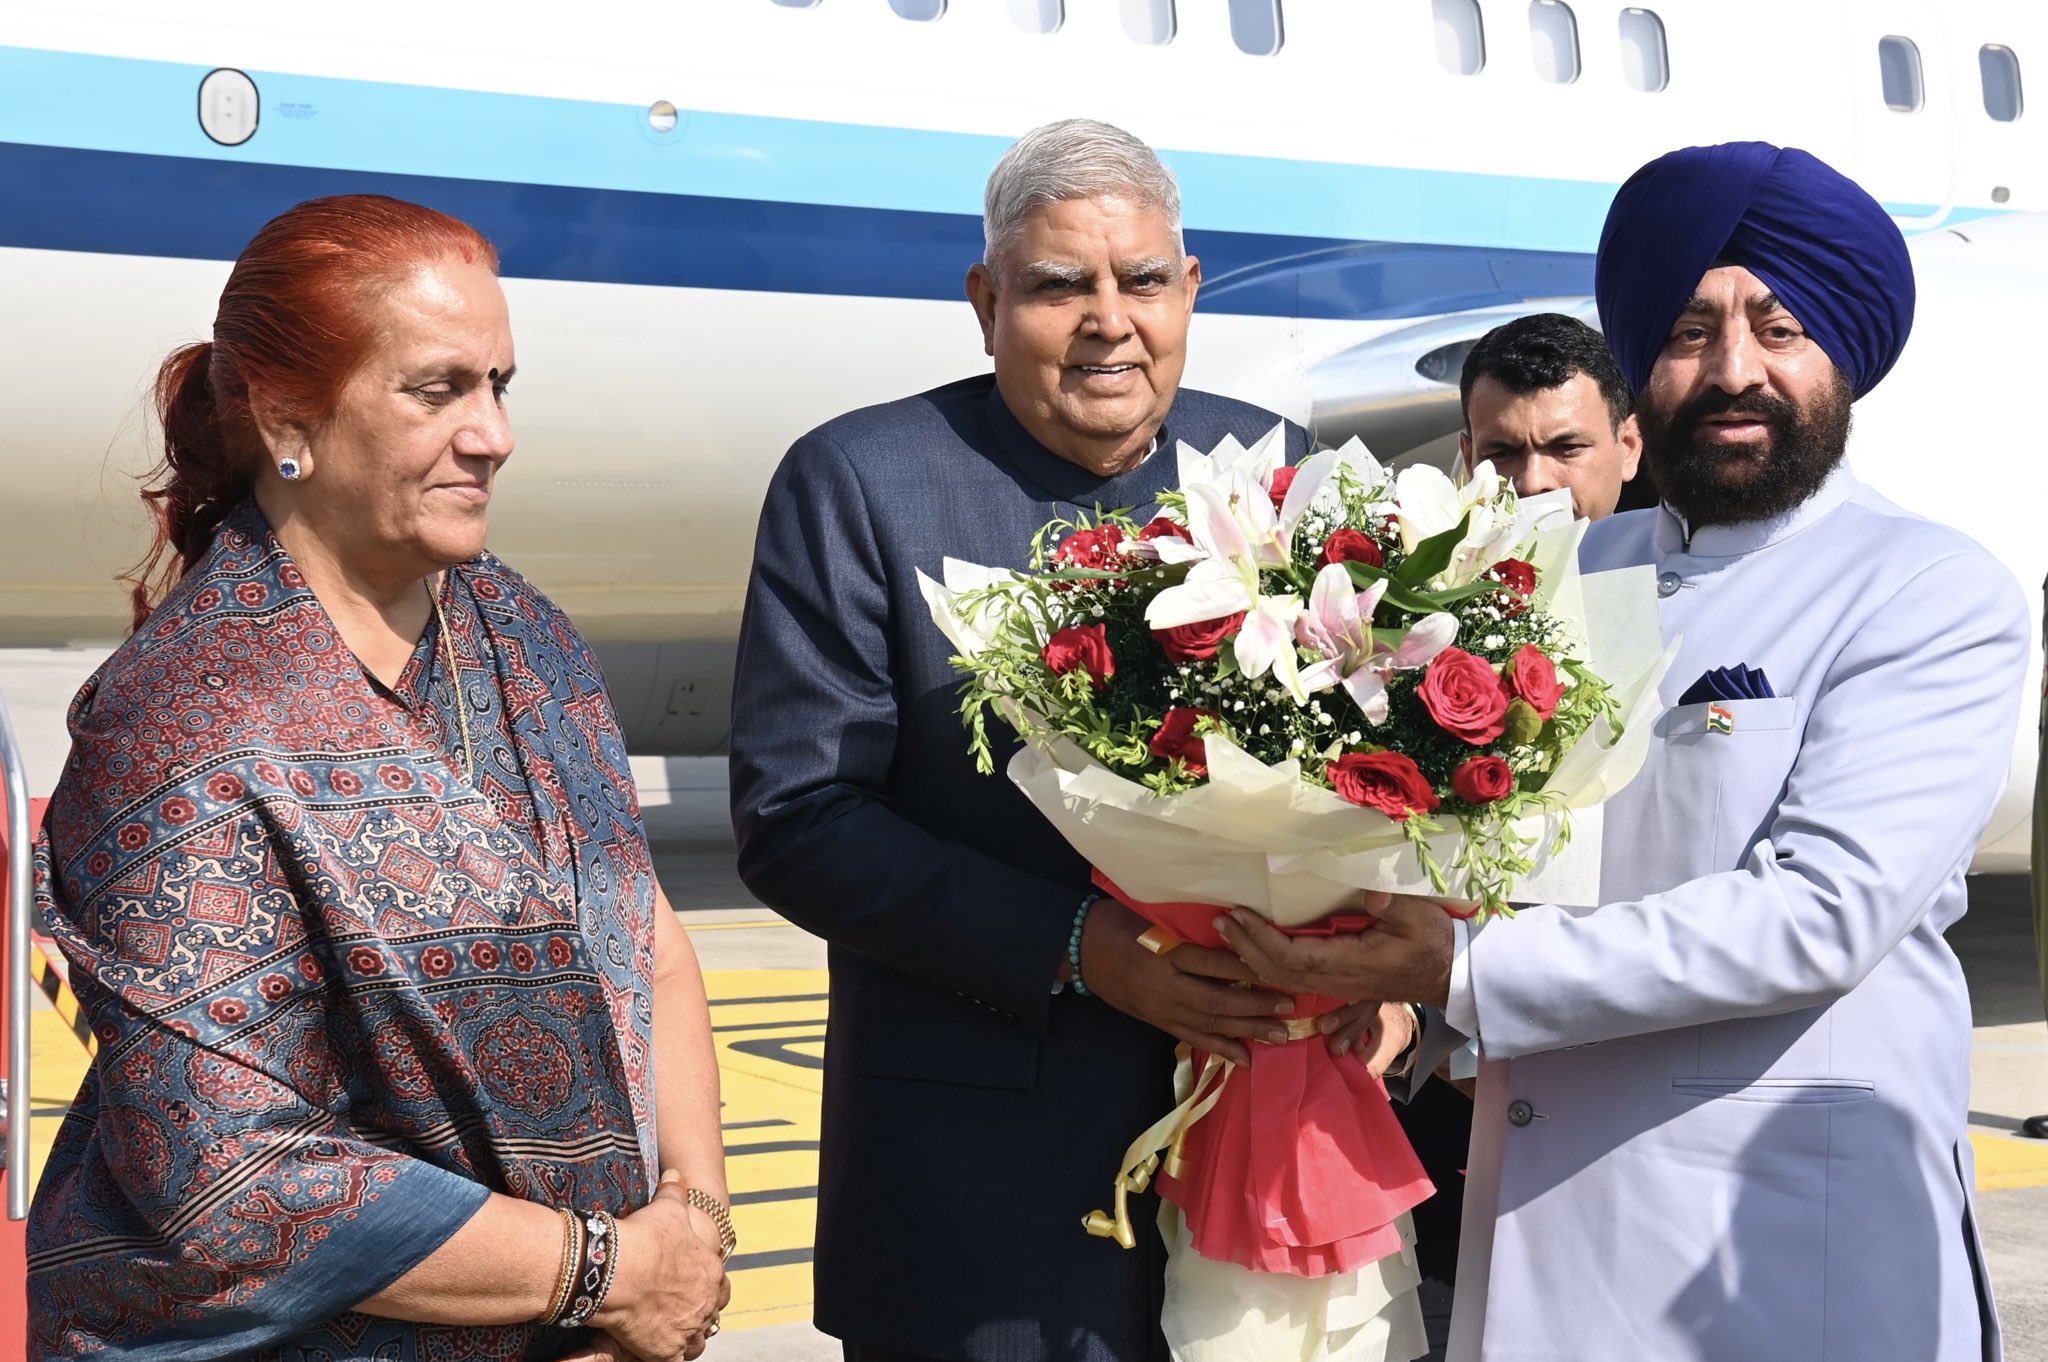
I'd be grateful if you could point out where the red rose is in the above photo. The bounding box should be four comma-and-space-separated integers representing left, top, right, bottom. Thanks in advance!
1149, 707, 1219, 775
1418, 647, 1511, 744
1138, 517, 1191, 543
1152, 612, 1246, 664
1266, 465, 1298, 509
1052, 526, 1127, 571
1505, 645, 1565, 719
1318, 528, 1385, 570
1451, 755, 1515, 805
1490, 559, 1537, 596
1042, 624, 1116, 689
1328, 752, 1441, 821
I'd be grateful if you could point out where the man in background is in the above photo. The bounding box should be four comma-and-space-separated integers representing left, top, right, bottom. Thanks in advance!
1458, 311, 1642, 519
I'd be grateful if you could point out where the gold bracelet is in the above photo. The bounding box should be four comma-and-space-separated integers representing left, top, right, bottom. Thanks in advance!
536, 1206, 581, 1325
684, 1188, 738, 1261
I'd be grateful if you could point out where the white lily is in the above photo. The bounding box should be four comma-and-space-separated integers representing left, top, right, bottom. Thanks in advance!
1294, 563, 1459, 723
1144, 447, 1345, 629
1392, 459, 1527, 590
1232, 592, 1310, 702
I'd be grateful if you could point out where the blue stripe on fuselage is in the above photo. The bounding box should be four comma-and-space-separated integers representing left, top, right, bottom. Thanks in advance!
0, 140, 1598, 320
0, 44, 1634, 252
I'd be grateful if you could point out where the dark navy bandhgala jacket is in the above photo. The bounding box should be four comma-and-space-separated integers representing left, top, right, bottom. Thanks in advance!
730, 375, 1309, 1361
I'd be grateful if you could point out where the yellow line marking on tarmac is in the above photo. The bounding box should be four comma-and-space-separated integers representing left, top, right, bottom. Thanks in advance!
707, 969, 829, 1331
1971, 1131, 2048, 1192
21, 970, 2048, 1334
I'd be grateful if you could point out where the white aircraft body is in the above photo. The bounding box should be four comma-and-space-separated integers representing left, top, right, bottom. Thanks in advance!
1, 0, 2043, 868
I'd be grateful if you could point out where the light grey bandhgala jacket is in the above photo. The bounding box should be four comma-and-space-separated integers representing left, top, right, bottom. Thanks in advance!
1441, 467, 2026, 1362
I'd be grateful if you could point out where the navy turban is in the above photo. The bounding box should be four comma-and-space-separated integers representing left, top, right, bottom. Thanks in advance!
1594, 142, 1915, 398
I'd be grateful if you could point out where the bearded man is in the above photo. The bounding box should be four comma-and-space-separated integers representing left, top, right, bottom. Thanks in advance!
1219, 142, 2028, 1361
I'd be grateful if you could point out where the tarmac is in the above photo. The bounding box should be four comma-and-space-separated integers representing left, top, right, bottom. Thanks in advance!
6, 647, 2047, 1360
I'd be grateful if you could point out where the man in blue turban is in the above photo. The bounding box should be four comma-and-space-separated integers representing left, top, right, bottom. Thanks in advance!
1219, 143, 2025, 1360
1596, 141, 1913, 529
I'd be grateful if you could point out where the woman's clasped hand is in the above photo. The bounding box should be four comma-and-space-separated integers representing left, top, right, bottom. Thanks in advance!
570, 1171, 733, 1362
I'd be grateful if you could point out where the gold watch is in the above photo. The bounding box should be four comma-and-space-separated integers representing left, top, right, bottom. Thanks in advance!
685, 1188, 738, 1261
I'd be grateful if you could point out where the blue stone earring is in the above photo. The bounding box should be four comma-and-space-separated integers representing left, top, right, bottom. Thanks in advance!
277, 456, 303, 481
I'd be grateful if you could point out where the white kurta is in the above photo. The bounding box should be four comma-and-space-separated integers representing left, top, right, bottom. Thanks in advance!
1442, 467, 2026, 1362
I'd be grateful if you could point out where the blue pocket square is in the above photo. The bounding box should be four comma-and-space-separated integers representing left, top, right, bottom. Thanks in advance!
1678, 665, 1776, 706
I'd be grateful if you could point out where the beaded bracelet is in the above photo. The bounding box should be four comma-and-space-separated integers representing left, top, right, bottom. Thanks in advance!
1068, 892, 1102, 997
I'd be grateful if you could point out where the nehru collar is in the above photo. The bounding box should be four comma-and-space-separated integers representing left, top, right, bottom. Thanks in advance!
1654, 463, 1859, 560
984, 383, 1172, 506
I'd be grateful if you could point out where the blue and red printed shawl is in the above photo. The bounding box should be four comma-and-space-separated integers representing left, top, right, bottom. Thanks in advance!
28, 502, 659, 1360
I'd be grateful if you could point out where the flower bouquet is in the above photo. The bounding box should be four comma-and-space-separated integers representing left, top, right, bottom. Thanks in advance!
919, 427, 1669, 1359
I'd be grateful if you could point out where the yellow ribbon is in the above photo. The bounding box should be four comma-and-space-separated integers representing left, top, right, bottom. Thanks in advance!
1082, 1045, 1233, 1249
1136, 926, 1185, 956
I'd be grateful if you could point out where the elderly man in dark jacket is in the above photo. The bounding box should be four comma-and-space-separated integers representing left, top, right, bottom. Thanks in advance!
730, 120, 1324, 1362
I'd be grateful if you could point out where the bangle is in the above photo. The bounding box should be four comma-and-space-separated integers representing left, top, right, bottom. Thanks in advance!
550, 1209, 619, 1330
1068, 893, 1101, 997
535, 1206, 580, 1325
685, 1188, 738, 1261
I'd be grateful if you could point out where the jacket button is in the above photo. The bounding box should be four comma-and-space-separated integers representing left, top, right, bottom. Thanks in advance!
1656, 571, 1681, 598
1507, 1099, 1536, 1127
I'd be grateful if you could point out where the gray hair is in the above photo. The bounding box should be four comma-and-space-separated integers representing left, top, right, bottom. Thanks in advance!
982, 118, 1184, 273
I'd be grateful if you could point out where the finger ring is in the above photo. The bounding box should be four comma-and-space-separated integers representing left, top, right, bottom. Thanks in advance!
708, 1322, 721, 1337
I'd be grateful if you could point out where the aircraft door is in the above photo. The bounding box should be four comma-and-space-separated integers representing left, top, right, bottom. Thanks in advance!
1845, 1, 1957, 226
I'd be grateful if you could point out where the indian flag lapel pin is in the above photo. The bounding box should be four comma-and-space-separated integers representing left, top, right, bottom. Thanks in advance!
1706, 703, 1735, 735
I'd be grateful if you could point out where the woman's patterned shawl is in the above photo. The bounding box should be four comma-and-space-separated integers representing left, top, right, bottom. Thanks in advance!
27, 502, 659, 1360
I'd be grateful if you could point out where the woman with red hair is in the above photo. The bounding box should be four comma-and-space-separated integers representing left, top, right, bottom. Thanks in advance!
26, 195, 731, 1361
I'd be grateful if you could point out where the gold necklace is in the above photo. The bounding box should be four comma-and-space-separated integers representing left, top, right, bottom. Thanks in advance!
428, 575, 475, 783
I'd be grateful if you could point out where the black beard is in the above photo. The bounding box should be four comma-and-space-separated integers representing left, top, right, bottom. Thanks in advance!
1636, 372, 1854, 527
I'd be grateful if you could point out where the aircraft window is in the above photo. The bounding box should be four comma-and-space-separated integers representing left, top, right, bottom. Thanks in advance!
1008, 0, 1062, 32
889, 0, 944, 18
1981, 44, 2024, 121
1529, 1, 1580, 84
1879, 36, 1924, 112
1229, 0, 1283, 55
1432, 0, 1485, 75
197, 68, 260, 146
1618, 8, 1668, 92
1122, 0, 1175, 45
